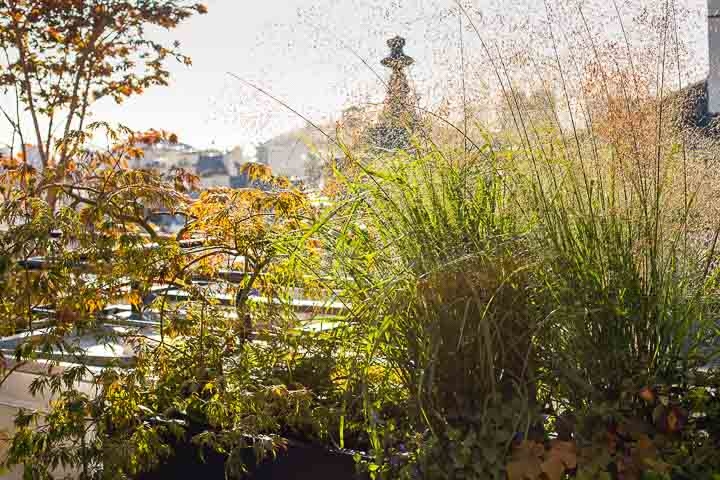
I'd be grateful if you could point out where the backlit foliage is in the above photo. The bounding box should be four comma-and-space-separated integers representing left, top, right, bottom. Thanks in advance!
0, 122, 326, 477
2, 0, 720, 479
0, 0, 206, 208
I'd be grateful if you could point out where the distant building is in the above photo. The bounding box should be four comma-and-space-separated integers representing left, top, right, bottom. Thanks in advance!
130, 140, 255, 190
229, 172, 252, 189
225, 146, 247, 169
196, 152, 226, 176
256, 106, 378, 186
130, 140, 198, 173
196, 151, 234, 188
255, 128, 326, 179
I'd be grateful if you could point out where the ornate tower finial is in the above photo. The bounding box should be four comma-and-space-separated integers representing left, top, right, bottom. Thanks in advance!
381, 36, 414, 70
369, 35, 417, 151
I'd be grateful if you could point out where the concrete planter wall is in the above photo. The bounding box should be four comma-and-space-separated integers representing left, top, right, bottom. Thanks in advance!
135, 441, 369, 480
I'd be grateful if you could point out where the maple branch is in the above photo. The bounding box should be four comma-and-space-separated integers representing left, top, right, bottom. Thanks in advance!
58, 186, 160, 241
7, 47, 26, 153
0, 360, 28, 390
155, 246, 240, 343
9, 13, 46, 167
0, 105, 19, 132
76, 72, 93, 134
235, 257, 272, 314
59, 25, 104, 167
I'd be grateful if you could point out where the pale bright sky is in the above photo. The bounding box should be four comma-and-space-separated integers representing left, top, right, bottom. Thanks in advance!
90, 0, 450, 150
0, 0, 712, 150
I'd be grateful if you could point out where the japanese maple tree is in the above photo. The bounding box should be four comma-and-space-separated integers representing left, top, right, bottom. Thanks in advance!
0, 0, 207, 208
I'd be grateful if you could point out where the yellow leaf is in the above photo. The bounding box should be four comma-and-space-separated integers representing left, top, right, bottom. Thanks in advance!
270, 385, 288, 398
126, 292, 142, 307
84, 298, 103, 314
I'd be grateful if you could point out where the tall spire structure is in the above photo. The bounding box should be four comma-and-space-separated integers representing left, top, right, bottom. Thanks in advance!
369, 36, 417, 151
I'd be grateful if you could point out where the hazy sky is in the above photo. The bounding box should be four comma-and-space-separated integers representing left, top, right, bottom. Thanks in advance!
90, 0, 447, 149
0, 0, 712, 150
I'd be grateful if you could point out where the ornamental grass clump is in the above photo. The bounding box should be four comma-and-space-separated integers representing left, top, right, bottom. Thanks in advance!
319, 147, 542, 478
318, 2, 720, 477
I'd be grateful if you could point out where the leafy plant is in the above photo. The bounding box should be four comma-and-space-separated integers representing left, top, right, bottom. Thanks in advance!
0, 0, 207, 208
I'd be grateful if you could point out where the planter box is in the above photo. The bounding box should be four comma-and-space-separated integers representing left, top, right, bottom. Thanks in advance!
135, 442, 369, 480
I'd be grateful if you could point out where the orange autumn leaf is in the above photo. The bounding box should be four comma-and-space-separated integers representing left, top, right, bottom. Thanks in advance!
127, 146, 145, 159
639, 387, 655, 403
46, 27, 63, 42
538, 440, 577, 480
118, 84, 133, 96
540, 457, 565, 480
507, 441, 544, 480
546, 440, 577, 470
